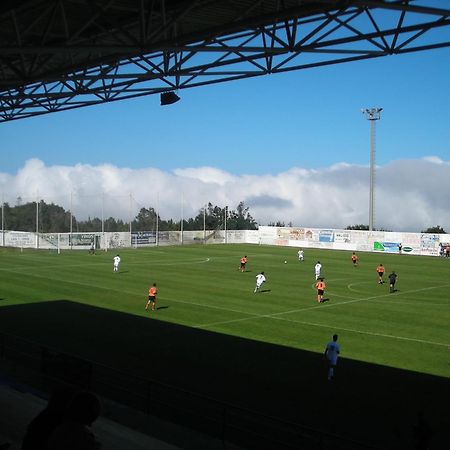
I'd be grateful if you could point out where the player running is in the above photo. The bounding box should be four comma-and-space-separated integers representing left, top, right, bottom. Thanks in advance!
389, 271, 398, 293
315, 278, 326, 303
239, 255, 248, 272
254, 272, 266, 293
324, 334, 340, 381
351, 252, 358, 266
376, 264, 385, 284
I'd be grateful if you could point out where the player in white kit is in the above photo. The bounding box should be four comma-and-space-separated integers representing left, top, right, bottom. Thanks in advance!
254, 272, 266, 293
324, 334, 340, 381
314, 261, 322, 280
113, 254, 121, 272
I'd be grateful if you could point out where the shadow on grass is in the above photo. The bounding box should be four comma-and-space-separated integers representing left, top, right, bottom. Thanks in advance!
0, 300, 448, 450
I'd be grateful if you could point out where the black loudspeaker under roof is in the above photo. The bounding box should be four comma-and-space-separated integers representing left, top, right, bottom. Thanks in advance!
160, 92, 180, 105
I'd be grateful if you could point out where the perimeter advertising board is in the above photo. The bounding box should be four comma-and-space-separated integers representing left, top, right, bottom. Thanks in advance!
334, 231, 351, 243
374, 241, 400, 253
131, 231, 156, 245
319, 230, 334, 243
420, 234, 440, 256
4, 231, 35, 247
108, 232, 131, 248
69, 233, 95, 246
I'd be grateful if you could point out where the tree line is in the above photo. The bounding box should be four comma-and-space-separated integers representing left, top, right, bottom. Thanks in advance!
345, 224, 447, 234
2, 199, 445, 234
1, 200, 258, 233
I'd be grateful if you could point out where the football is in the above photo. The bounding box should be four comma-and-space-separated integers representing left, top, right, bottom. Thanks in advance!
284, 260, 287, 264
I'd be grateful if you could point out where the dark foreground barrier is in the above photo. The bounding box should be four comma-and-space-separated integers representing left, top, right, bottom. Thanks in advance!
0, 331, 378, 450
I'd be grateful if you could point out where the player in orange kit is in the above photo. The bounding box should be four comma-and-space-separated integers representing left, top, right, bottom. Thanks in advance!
145, 283, 158, 311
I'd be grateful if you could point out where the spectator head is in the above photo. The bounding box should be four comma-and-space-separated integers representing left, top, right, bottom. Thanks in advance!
66, 391, 101, 426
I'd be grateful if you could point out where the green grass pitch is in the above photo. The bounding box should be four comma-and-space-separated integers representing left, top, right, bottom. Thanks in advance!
0, 244, 449, 448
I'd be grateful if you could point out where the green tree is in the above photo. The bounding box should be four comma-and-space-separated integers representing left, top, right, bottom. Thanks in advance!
227, 201, 257, 230
2, 199, 259, 233
208, 203, 226, 229
164, 218, 180, 231
186, 203, 225, 231
132, 207, 159, 231
39, 201, 72, 232
104, 217, 127, 232
6, 202, 36, 232
78, 217, 102, 232
346, 224, 369, 230
421, 225, 446, 234
268, 221, 285, 227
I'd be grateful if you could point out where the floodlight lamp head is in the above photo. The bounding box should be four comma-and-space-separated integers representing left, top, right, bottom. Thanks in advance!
362, 107, 382, 121
160, 91, 180, 106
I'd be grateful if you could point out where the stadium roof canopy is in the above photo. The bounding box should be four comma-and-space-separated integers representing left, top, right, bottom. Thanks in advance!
1, 0, 449, 122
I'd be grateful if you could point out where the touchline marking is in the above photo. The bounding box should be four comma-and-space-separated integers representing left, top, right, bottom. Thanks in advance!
195, 283, 450, 332
369, 299, 450, 307
270, 316, 449, 347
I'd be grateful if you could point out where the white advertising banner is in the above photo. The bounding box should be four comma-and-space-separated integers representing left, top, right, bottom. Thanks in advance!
4, 231, 35, 247
1, 226, 446, 259
420, 234, 440, 256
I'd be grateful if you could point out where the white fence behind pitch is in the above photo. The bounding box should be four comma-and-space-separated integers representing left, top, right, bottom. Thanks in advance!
1, 227, 449, 257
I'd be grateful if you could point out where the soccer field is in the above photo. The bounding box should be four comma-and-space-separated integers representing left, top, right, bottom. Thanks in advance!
1, 244, 449, 447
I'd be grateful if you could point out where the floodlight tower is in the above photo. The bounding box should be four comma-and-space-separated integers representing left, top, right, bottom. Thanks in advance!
362, 107, 382, 231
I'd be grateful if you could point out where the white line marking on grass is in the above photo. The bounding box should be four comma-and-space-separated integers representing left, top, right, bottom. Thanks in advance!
193, 314, 261, 329
312, 277, 351, 285
309, 285, 359, 300
0, 257, 211, 273
165, 296, 255, 316
347, 281, 386, 293
370, 299, 450, 307
195, 309, 449, 348
311, 278, 357, 300
309, 279, 360, 300
326, 278, 350, 282
301, 283, 450, 312
347, 282, 369, 293
270, 316, 449, 347
320, 291, 360, 300
194, 284, 450, 340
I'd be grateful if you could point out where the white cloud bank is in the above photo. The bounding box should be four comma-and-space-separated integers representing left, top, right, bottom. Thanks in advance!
1, 157, 449, 232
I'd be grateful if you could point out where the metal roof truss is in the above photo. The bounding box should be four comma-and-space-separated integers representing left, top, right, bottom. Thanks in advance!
0, 0, 449, 122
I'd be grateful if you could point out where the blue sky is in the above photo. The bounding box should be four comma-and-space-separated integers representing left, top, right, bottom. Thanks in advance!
2, 46, 449, 175
1, 41, 449, 231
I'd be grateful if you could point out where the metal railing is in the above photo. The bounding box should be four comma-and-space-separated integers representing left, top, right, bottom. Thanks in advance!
0, 331, 379, 450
